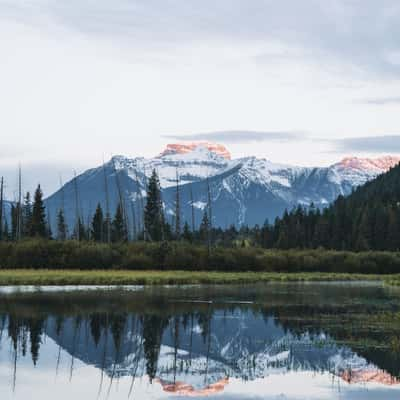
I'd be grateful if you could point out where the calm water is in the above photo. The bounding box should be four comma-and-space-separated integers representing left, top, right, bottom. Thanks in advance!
1, 282, 400, 399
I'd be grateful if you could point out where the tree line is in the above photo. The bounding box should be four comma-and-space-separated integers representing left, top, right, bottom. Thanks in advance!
254, 162, 400, 251
0, 169, 214, 245
1, 161, 400, 252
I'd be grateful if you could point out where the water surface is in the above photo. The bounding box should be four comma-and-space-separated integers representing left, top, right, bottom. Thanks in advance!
1, 282, 400, 399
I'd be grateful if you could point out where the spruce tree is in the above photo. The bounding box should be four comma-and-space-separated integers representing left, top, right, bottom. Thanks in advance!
56, 209, 67, 241
199, 210, 209, 243
31, 185, 47, 238
11, 204, 17, 240
112, 203, 126, 242
91, 203, 104, 242
144, 169, 164, 241
3, 218, 9, 241
73, 218, 87, 241
182, 221, 192, 242
22, 192, 33, 237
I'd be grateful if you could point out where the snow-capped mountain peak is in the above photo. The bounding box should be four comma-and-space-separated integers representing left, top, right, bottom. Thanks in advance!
158, 142, 231, 160
334, 156, 400, 173
45, 145, 400, 230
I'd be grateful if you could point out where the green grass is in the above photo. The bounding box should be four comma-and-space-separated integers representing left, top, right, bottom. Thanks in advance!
384, 276, 400, 286
0, 270, 388, 286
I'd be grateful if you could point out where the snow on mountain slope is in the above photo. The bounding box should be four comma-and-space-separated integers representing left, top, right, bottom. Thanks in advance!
159, 142, 231, 159
330, 156, 400, 187
44, 143, 400, 229
113, 144, 233, 188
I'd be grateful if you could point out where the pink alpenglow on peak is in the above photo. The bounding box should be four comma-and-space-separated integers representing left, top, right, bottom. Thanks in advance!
159, 142, 231, 159
336, 156, 400, 172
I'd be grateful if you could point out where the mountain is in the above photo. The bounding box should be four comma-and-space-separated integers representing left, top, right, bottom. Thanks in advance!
44, 142, 400, 231
270, 159, 400, 250
43, 309, 396, 393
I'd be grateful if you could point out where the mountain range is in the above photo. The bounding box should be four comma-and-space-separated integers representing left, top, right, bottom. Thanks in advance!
44, 142, 400, 231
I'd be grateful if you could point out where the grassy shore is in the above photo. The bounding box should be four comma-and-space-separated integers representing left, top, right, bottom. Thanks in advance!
0, 269, 391, 286
383, 277, 400, 286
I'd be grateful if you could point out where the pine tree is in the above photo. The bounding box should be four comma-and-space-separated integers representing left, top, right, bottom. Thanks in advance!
386, 207, 399, 251
73, 217, 87, 241
112, 202, 126, 242
91, 203, 104, 242
199, 210, 209, 243
56, 209, 67, 241
3, 218, 9, 241
144, 169, 164, 241
182, 221, 193, 242
11, 204, 18, 240
30, 185, 47, 238
22, 192, 32, 237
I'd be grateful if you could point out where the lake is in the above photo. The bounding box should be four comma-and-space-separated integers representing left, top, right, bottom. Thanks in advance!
0, 282, 400, 399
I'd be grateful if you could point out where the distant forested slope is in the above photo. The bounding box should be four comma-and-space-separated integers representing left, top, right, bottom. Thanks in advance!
264, 163, 400, 251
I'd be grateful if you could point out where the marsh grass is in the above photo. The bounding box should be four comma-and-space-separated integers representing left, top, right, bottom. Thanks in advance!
0, 270, 386, 286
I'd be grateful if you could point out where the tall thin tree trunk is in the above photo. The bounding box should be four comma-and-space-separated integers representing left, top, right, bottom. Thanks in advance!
73, 171, 80, 241
59, 175, 67, 240
130, 202, 137, 241
190, 184, 195, 233
206, 178, 212, 254
133, 169, 144, 239
175, 169, 181, 238
16, 165, 22, 241
102, 160, 111, 244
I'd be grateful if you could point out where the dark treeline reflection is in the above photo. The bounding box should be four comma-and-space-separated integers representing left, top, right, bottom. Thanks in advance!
1, 284, 400, 395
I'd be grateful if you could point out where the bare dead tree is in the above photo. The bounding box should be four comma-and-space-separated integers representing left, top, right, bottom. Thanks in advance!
206, 177, 213, 253
73, 170, 81, 241
190, 184, 195, 233
130, 202, 137, 241
58, 175, 68, 239
16, 165, 22, 241
133, 168, 144, 239
175, 169, 181, 238
102, 159, 111, 243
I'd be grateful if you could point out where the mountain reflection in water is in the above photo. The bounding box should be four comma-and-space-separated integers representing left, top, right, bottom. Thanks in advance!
0, 282, 400, 399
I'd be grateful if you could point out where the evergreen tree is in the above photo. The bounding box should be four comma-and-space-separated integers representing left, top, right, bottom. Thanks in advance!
91, 203, 104, 242
3, 218, 9, 241
112, 203, 126, 242
73, 217, 87, 241
56, 209, 67, 241
144, 170, 164, 241
31, 185, 47, 238
182, 221, 193, 242
387, 207, 400, 251
10, 204, 18, 240
22, 192, 32, 237
199, 210, 209, 243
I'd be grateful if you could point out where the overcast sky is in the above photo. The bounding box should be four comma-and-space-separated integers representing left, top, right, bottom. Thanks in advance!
2, 0, 400, 196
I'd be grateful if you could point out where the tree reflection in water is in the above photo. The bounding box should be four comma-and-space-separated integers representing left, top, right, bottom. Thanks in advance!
0, 283, 400, 398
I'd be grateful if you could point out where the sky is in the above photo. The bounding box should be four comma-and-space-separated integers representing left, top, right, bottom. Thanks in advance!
2, 0, 400, 197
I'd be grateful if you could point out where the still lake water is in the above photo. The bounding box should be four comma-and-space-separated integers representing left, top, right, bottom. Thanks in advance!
0, 282, 400, 399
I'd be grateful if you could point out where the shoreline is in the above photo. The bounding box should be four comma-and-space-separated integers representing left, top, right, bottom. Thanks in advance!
0, 270, 395, 287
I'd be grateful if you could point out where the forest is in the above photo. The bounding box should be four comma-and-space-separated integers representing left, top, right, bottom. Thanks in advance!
0, 163, 400, 272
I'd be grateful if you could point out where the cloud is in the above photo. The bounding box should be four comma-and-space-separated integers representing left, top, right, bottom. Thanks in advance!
334, 135, 400, 153
3, 1, 400, 78
163, 130, 302, 144
358, 97, 400, 105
